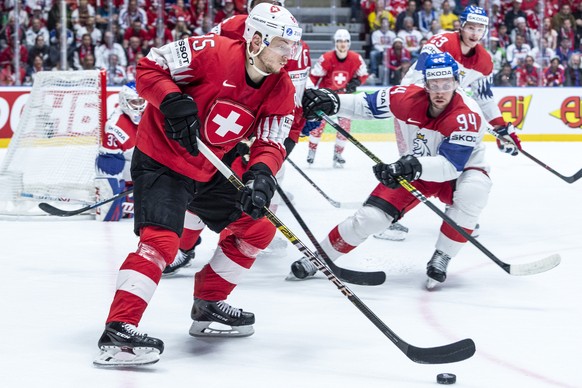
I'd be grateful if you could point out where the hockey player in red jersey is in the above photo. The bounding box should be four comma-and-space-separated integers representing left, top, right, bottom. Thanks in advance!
307, 28, 368, 168
291, 53, 492, 290
163, 0, 312, 262
94, 3, 302, 367
95, 82, 203, 276
95, 81, 142, 222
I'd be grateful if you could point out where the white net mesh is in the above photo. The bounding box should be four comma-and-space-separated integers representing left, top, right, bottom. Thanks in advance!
0, 70, 104, 216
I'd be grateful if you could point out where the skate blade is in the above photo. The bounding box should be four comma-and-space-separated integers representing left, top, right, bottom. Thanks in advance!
332, 162, 344, 169
373, 231, 407, 241
425, 277, 442, 290
93, 347, 160, 367
284, 271, 318, 281
189, 321, 254, 338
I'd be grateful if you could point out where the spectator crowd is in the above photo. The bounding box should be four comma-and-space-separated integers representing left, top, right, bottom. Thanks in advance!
0, 0, 581, 87
356, 0, 582, 86
0, 0, 247, 85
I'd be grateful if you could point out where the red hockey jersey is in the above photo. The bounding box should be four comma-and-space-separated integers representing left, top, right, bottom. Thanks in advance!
310, 50, 368, 92
136, 34, 296, 182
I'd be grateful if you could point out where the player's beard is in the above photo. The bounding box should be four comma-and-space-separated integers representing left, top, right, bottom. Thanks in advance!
428, 92, 454, 115
257, 50, 286, 74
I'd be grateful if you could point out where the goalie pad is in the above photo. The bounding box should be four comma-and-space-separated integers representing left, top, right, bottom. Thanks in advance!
95, 177, 126, 221
96, 152, 125, 177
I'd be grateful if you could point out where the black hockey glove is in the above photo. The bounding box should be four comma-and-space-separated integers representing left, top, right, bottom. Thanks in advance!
373, 155, 422, 189
159, 92, 201, 156
302, 88, 340, 120
238, 163, 277, 219
345, 77, 361, 94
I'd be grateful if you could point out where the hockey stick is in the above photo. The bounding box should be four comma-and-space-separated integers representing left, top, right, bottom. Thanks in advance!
21, 192, 93, 205
286, 158, 362, 208
38, 187, 134, 217
275, 184, 386, 286
197, 138, 475, 364
319, 112, 561, 276
488, 130, 582, 184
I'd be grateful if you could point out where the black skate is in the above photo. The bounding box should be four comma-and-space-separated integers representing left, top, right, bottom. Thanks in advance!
93, 321, 164, 367
287, 256, 318, 280
426, 250, 452, 290
189, 298, 255, 337
162, 237, 202, 277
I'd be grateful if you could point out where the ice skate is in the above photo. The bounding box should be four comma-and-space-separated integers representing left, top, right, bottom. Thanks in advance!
286, 256, 318, 280
93, 321, 164, 367
373, 222, 409, 241
307, 148, 316, 164
162, 237, 201, 277
426, 250, 452, 290
189, 298, 255, 337
332, 152, 346, 168
258, 235, 288, 258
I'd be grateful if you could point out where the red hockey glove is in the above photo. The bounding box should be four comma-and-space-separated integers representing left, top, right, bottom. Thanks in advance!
494, 123, 522, 156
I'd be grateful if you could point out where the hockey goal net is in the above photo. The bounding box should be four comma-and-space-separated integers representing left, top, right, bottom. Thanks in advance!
0, 70, 106, 216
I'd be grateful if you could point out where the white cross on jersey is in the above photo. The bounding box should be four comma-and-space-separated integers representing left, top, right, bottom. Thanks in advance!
334, 72, 347, 85
213, 111, 244, 137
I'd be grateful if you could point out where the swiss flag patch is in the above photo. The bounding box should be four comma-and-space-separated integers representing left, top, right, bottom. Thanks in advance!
332, 71, 349, 88
204, 100, 255, 145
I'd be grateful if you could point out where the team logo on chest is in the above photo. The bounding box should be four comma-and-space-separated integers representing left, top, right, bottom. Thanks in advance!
204, 100, 255, 145
412, 133, 431, 157
332, 71, 349, 87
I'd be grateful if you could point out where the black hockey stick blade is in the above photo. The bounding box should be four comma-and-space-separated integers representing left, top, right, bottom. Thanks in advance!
38, 187, 134, 217
488, 129, 582, 184
519, 148, 582, 183
276, 184, 386, 286
319, 112, 561, 276
197, 139, 474, 364
405, 338, 476, 364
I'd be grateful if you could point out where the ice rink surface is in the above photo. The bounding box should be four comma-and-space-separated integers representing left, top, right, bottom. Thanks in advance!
0, 141, 580, 388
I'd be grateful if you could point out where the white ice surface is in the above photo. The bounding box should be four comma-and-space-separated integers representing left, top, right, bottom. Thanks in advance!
0, 141, 580, 388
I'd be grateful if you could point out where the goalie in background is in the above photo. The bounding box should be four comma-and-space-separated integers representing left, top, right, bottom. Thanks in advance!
95, 81, 144, 221
95, 81, 203, 276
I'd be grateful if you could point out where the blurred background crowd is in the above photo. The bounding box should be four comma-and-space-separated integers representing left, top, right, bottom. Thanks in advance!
0, 0, 581, 87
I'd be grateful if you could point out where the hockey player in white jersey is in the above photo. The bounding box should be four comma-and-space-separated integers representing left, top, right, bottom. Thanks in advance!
374, 5, 521, 241
291, 52, 492, 289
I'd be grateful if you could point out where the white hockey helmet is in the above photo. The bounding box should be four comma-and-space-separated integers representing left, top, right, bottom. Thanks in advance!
247, 0, 285, 12
334, 28, 351, 48
243, 3, 302, 47
119, 81, 147, 125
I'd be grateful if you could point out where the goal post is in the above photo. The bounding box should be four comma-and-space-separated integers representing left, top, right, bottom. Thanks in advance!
0, 70, 107, 216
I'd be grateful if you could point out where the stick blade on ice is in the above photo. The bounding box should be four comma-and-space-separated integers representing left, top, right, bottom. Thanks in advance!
406, 338, 476, 364
509, 254, 561, 276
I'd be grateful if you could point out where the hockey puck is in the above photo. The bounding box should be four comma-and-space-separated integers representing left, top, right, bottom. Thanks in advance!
436, 373, 456, 384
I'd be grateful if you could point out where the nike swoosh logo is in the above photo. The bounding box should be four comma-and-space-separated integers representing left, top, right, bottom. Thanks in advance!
222, 80, 236, 88
408, 119, 421, 124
